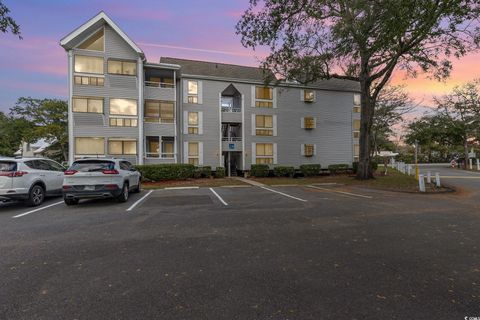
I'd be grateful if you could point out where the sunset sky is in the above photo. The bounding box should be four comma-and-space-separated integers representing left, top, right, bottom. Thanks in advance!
1, 0, 479, 116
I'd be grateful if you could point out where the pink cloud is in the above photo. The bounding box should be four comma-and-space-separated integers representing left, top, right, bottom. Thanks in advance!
0, 79, 66, 97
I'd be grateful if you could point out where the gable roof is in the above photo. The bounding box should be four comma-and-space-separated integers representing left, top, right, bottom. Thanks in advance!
160, 57, 276, 82
59, 11, 144, 59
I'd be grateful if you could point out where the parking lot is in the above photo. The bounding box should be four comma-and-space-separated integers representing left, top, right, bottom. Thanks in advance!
1, 173, 480, 319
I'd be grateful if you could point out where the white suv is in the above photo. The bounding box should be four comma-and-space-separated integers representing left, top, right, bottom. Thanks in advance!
62, 158, 141, 205
0, 157, 65, 206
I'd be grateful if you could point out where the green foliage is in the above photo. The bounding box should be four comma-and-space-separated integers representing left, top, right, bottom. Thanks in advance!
134, 164, 195, 181
273, 166, 294, 177
214, 167, 226, 178
0, 1, 21, 38
299, 164, 321, 176
328, 164, 349, 174
0, 112, 34, 156
194, 166, 212, 178
352, 162, 359, 174
251, 164, 270, 177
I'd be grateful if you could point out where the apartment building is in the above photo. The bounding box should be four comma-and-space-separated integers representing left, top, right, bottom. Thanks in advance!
60, 12, 361, 175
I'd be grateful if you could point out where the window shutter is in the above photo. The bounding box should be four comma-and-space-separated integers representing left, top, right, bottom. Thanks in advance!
251, 114, 256, 136
183, 111, 188, 134
183, 80, 188, 103
300, 89, 305, 102
312, 91, 316, 102
301, 144, 305, 156
273, 115, 277, 136
183, 141, 188, 163
273, 88, 277, 108
313, 117, 317, 128
198, 111, 203, 135
198, 81, 203, 104
313, 144, 317, 156
273, 143, 278, 164
251, 143, 256, 164
251, 86, 255, 108
199, 142, 204, 165
300, 117, 305, 129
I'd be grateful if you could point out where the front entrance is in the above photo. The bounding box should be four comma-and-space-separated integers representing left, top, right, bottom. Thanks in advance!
223, 152, 241, 177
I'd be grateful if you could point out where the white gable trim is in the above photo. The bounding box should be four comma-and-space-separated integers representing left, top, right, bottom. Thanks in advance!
60, 11, 144, 58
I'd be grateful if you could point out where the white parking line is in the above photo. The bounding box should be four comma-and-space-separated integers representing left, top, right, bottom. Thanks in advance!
260, 186, 307, 202
12, 201, 64, 219
127, 190, 153, 212
307, 185, 373, 199
209, 188, 228, 206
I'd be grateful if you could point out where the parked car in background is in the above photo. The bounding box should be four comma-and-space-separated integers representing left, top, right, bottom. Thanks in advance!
62, 158, 141, 205
0, 157, 65, 206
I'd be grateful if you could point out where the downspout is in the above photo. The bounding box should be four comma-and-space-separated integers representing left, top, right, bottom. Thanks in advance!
137, 57, 144, 165
68, 50, 74, 165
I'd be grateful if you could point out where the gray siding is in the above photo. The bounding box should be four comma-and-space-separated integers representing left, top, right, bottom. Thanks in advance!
144, 87, 175, 101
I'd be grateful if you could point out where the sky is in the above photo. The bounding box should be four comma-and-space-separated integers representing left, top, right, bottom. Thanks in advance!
1, 0, 480, 117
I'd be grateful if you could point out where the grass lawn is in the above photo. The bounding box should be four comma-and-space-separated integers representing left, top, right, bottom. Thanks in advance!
142, 177, 249, 189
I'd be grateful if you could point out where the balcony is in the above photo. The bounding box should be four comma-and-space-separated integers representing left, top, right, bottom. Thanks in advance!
144, 67, 175, 101
145, 152, 175, 159
222, 138, 242, 152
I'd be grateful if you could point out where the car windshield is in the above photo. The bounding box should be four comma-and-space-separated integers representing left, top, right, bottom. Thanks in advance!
69, 160, 115, 172
0, 161, 17, 172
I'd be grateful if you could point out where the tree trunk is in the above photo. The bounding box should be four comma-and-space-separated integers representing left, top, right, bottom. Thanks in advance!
356, 78, 374, 180
464, 138, 469, 170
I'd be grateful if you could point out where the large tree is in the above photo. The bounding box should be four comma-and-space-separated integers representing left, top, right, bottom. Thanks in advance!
236, 0, 480, 179
0, 112, 34, 156
0, 0, 21, 38
10, 98, 68, 161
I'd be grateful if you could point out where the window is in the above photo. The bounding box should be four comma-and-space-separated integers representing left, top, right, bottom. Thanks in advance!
353, 106, 361, 113
146, 136, 160, 157
256, 143, 274, 164
74, 75, 104, 86
78, 28, 104, 51
188, 112, 199, 134
109, 99, 137, 116
304, 144, 315, 157
255, 115, 273, 136
255, 87, 273, 108
107, 60, 136, 76
188, 142, 199, 165
144, 101, 174, 123
162, 137, 174, 158
354, 93, 361, 106
73, 97, 103, 113
74, 55, 104, 74
109, 118, 137, 127
108, 140, 137, 155
304, 117, 316, 129
304, 90, 315, 102
75, 137, 104, 155
353, 119, 360, 138
187, 80, 198, 103
354, 144, 360, 161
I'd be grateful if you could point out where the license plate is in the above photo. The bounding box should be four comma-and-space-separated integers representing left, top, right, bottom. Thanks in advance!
84, 185, 95, 191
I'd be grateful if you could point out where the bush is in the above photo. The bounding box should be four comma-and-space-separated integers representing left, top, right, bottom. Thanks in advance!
300, 164, 321, 176
352, 161, 378, 174
134, 164, 195, 181
352, 162, 359, 174
273, 166, 295, 177
215, 167, 226, 178
328, 164, 349, 174
251, 164, 270, 177
194, 166, 212, 178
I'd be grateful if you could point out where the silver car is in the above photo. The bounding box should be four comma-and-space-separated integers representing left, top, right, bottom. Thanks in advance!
0, 157, 65, 206
62, 158, 141, 205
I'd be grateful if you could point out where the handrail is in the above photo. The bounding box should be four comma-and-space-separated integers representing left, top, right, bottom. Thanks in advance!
221, 107, 241, 113
222, 137, 242, 142
145, 152, 175, 159
145, 81, 175, 88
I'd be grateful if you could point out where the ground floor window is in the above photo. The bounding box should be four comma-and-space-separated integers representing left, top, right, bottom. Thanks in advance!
75, 137, 105, 155
304, 144, 315, 157
162, 137, 174, 159
188, 142, 199, 165
146, 136, 160, 158
108, 139, 137, 155
354, 144, 360, 162
256, 143, 274, 164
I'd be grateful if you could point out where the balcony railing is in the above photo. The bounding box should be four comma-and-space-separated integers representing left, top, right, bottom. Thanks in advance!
144, 117, 175, 124
221, 106, 241, 113
145, 152, 175, 159
222, 137, 242, 142
145, 81, 175, 88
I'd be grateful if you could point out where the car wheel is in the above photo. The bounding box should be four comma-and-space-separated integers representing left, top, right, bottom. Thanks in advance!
64, 198, 79, 206
117, 183, 129, 203
132, 180, 141, 193
26, 185, 45, 207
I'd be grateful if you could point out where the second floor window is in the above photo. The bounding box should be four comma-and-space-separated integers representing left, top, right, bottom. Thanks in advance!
353, 119, 360, 138
304, 90, 315, 102
109, 99, 137, 116
255, 86, 273, 108
304, 117, 316, 129
74, 55, 104, 74
107, 60, 136, 76
188, 81, 198, 103
255, 115, 273, 136
73, 97, 103, 113
145, 101, 174, 123
188, 112, 199, 134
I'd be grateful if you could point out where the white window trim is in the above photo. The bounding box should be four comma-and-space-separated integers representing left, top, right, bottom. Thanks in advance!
300, 89, 316, 102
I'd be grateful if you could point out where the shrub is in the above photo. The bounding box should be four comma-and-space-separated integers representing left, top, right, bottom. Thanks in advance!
215, 167, 226, 178
273, 166, 295, 177
134, 164, 195, 181
352, 161, 378, 174
251, 164, 270, 177
352, 162, 359, 174
328, 164, 349, 174
199, 166, 212, 178
300, 164, 321, 176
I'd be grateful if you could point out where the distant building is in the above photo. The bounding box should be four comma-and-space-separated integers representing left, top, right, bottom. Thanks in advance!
60, 12, 361, 175
14, 139, 54, 158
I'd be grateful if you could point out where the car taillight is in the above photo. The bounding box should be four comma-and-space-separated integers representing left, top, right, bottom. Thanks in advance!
0, 171, 28, 177
62, 185, 72, 190
102, 169, 119, 175
64, 170, 77, 175
105, 184, 119, 190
